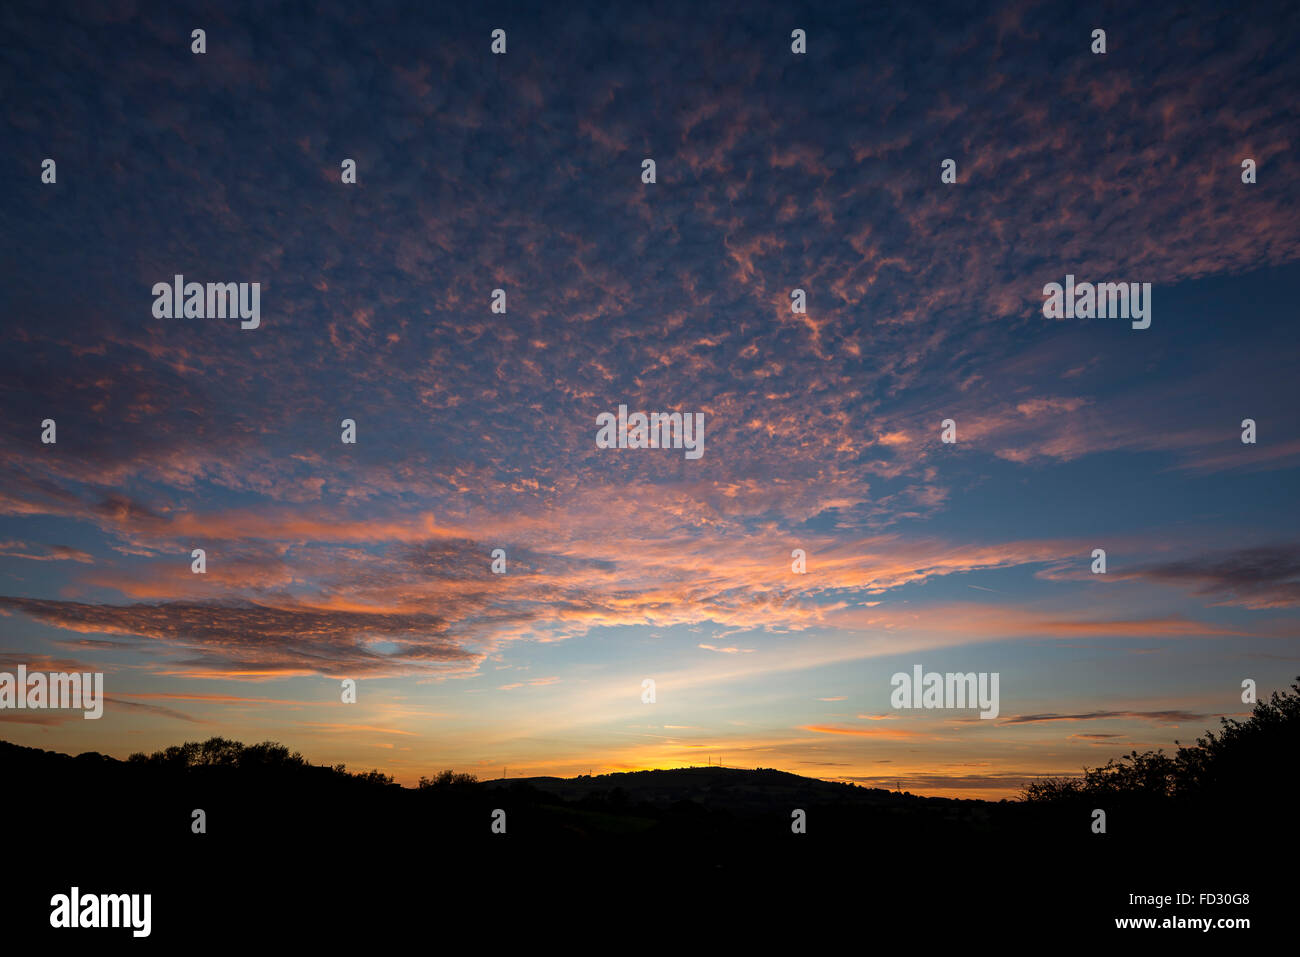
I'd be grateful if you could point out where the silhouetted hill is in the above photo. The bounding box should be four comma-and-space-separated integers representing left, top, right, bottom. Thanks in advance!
484, 765, 974, 809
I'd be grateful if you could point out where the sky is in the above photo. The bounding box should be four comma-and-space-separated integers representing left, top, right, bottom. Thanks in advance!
1, 0, 1298, 799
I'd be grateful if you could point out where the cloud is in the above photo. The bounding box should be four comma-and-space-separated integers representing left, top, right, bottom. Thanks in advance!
104, 696, 204, 723
842, 771, 1037, 792
0, 541, 94, 563
293, 722, 415, 736
1002, 710, 1205, 725
1110, 544, 1300, 609
497, 677, 561, 691
0, 596, 479, 680
800, 725, 925, 739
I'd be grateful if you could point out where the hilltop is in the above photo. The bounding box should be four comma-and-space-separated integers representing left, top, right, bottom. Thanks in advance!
482, 764, 973, 809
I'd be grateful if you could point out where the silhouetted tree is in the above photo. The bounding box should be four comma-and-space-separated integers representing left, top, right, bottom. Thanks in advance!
125, 737, 384, 781
418, 769, 478, 789
1023, 677, 1300, 803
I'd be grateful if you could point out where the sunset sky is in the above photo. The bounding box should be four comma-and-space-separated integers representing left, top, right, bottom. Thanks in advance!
2, 0, 1298, 799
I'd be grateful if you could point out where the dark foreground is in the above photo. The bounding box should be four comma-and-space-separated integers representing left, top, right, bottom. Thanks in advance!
2, 739, 1290, 944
